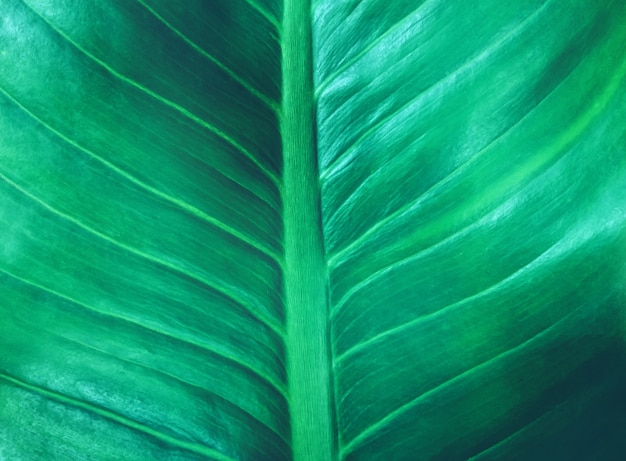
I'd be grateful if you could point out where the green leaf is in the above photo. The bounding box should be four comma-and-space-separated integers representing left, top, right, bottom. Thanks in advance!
1, 0, 625, 460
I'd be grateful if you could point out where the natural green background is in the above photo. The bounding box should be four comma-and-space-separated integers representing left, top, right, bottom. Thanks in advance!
1, 0, 626, 460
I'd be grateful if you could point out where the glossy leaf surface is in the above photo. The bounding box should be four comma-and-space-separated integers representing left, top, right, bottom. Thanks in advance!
1, 0, 625, 460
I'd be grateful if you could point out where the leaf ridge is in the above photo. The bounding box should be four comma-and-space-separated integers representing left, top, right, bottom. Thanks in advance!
3, 94, 276, 212
0, 371, 236, 461
20, 0, 280, 187
0, 172, 285, 338
330, 56, 626, 348
465, 378, 618, 461
135, 0, 279, 111
328, 138, 572, 318
0, 266, 287, 398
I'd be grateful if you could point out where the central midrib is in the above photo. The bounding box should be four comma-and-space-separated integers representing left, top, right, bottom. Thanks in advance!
281, 0, 335, 460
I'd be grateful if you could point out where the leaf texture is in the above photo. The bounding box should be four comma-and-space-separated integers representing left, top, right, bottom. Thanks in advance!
314, 0, 626, 459
0, 0, 288, 459
1, 0, 626, 460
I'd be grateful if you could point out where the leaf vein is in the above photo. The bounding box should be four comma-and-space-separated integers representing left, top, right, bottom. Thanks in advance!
335, 232, 566, 364
326, 15, 596, 270
243, 0, 281, 31
320, 0, 548, 182
20, 0, 280, 187
56, 334, 290, 445
0, 172, 285, 338
314, 0, 433, 97
135, 0, 279, 111
0, 266, 287, 399
329, 126, 577, 319
0, 371, 238, 461
0, 83, 282, 263
339, 309, 575, 457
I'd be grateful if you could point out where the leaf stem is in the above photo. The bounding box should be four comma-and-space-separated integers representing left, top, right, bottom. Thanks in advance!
282, 0, 335, 459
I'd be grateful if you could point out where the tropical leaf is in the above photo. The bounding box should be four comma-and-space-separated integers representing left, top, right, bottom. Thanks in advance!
1, 0, 625, 460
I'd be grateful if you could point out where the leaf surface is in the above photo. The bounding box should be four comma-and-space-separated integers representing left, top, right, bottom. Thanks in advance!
1, 0, 626, 460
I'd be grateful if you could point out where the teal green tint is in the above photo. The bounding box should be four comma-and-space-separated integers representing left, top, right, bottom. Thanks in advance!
1, 0, 626, 460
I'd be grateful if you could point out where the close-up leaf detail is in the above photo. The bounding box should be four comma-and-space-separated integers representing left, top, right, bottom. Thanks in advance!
1, 0, 625, 460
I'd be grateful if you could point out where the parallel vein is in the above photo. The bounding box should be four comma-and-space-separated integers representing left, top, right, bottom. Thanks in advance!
328, 135, 573, 318
0, 371, 235, 461
339, 308, 576, 457
0, 172, 284, 337
320, 0, 548, 182
20, 0, 280, 187
56, 334, 290, 445
135, 0, 279, 111
0, 266, 287, 399
314, 0, 433, 97
335, 229, 569, 363
0, 84, 282, 263
243, 0, 281, 30
327, 32, 624, 270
